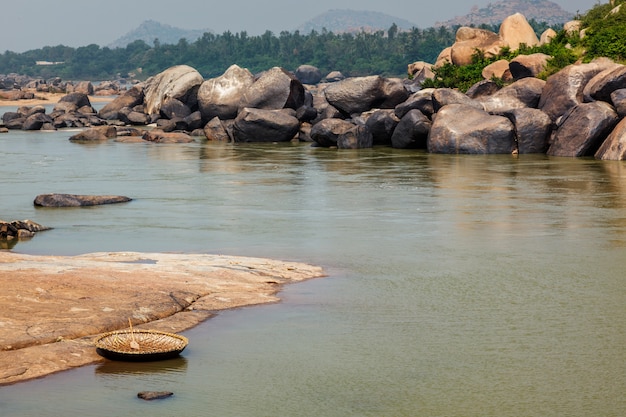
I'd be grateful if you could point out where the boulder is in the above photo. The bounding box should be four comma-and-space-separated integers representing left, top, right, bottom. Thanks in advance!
482, 59, 512, 81
407, 61, 433, 78
160, 97, 191, 119
69, 126, 117, 142
99, 85, 145, 120
450, 27, 505, 66
583, 65, 626, 103
295, 65, 322, 84
137, 391, 174, 401
323, 75, 386, 115
431, 88, 483, 113
337, 125, 373, 149
324, 71, 345, 82
379, 78, 410, 109
394, 88, 434, 119
499, 13, 540, 50
144, 65, 204, 115
72, 81, 94, 95
466, 80, 501, 99
504, 108, 552, 154
118, 107, 150, 125
538, 60, 617, 122
509, 53, 550, 80
204, 116, 232, 141
142, 130, 195, 143
610, 89, 626, 118
197, 64, 255, 121
238, 67, 305, 112
59, 92, 92, 109
34, 194, 132, 207
22, 113, 53, 131
391, 109, 431, 149
232, 108, 300, 142
365, 109, 400, 145
540, 28, 557, 45
547, 101, 619, 157
428, 103, 516, 154
310, 118, 355, 147
480, 77, 546, 113
184, 111, 203, 131
595, 118, 626, 160
0, 219, 51, 241
434, 47, 452, 68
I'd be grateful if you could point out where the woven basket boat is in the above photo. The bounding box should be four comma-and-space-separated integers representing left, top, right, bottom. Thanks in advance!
95, 329, 188, 361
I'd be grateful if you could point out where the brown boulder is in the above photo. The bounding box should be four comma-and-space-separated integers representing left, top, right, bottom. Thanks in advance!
547, 101, 619, 157
595, 118, 626, 160
450, 27, 505, 66
482, 59, 512, 81
68, 126, 117, 142
481, 77, 545, 113
509, 53, 551, 80
99, 85, 145, 120
583, 65, 626, 103
499, 13, 539, 50
323, 75, 387, 115
505, 108, 552, 154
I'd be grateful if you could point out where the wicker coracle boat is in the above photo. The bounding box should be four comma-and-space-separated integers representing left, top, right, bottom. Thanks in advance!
95, 321, 188, 361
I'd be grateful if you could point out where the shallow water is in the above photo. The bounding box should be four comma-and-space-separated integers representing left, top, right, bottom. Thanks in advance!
0, 130, 625, 416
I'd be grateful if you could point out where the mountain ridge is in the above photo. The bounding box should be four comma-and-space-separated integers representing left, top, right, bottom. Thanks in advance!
107, 20, 212, 49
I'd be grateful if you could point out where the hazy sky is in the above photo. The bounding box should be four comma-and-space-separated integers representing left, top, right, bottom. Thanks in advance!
0, 0, 600, 53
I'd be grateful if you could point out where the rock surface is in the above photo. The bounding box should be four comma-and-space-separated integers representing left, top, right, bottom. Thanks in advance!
0, 251, 324, 385
33, 194, 132, 207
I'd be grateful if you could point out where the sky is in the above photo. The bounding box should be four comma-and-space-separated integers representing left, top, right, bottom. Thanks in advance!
0, 0, 601, 53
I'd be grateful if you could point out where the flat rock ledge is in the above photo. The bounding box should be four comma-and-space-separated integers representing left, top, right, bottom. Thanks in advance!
34, 194, 132, 207
0, 251, 324, 386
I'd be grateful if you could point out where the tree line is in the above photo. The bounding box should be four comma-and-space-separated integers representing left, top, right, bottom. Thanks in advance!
0, 20, 554, 81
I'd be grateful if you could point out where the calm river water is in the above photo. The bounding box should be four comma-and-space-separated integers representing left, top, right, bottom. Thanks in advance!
0, 126, 624, 416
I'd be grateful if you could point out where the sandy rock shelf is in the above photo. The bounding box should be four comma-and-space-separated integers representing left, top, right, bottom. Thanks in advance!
0, 251, 324, 386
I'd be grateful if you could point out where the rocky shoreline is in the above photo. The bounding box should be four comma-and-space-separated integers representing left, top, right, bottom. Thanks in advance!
0, 251, 324, 386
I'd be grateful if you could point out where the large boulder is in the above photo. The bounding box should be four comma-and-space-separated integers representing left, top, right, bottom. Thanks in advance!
504, 108, 552, 154
547, 101, 619, 157
583, 65, 626, 103
365, 109, 400, 145
159, 98, 191, 119
232, 108, 300, 142
480, 77, 546, 113
431, 88, 483, 113
197, 64, 255, 121
499, 13, 539, 50
450, 27, 505, 66
336, 125, 373, 149
390, 109, 431, 149
610, 89, 626, 118
98, 85, 145, 120
310, 118, 355, 147
509, 53, 550, 80
428, 103, 516, 154
539, 60, 618, 122
34, 194, 132, 207
238, 67, 305, 112
22, 113, 53, 131
482, 59, 512, 82
595, 118, 626, 160
144, 65, 204, 116
203, 116, 232, 141
323, 75, 387, 115
395, 88, 434, 119
379, 78, 410, 108
295, 65, 322, 85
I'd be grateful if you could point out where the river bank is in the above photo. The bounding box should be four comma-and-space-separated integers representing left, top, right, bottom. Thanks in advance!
0, 251, 324, 386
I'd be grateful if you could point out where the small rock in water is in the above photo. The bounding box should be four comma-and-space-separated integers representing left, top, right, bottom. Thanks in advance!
137, 391, 174, 401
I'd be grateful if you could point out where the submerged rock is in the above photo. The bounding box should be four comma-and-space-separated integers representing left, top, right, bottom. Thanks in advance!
34, 194, 132, 207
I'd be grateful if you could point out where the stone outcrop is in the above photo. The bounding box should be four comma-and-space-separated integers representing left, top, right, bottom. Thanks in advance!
238, 67, 305, 113
33, 194, 132, 207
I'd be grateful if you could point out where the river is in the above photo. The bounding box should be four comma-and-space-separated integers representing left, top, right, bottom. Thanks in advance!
0, 127, 624, 416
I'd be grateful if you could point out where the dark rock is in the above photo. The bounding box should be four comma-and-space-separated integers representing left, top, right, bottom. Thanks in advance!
204, 117, 231, 141
99, 85, 145, 120
583, 65, 626, 103
337, 125, 373, 149
22, 113, 53, 131
184, 111, 203, 131
238, 67, 305, 112
504, 108, 552, 154
137, 391, 174, 401
198, 64, 255, 121
466, 80, 501, 99
428, 103, 516, 154
295, 105, 318, 123
58, 92, 92, 109
34, 194, 132, 207
547, 101, 619, 157
595, 118, 626, 160
365, 109, 400, 146
509, 53, 550, 80
481, 77, 546, 113
295, 65, 322, 85
431, 88, 483, 113
310, 118, 355, 147
391, 109, 431, 149
610, 89, 626, 119
379, 78, 410, 109
160, 98, 191, 119
69, 126, 117, 142
233, 108, 300, 142
394, 89, 434, 119
323, 75, 386, 115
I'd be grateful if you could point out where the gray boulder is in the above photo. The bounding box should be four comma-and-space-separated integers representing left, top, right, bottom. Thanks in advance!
337, 125, 373, 149
99, 85, 145, 120
595, 118, 626, 160
431, 88, 483, 113
505, 108, 552, 154
394, 89, 434, 119
34, 194, 132, 207
323, 75, 386, 115
547, 101, 619, 157
233, 108, 300, 142
198, 64, 255, 121
391, 109, 431, 149
22, 113, 53, 131
428, 104, 516, 154
365, 109, 400, 145
583, 65, 626, 103
379, 77, 410, 109
481, 77, 545, 113
310, 118, 356, 147
610, 89, 626, 118
539, 60, 617, 122
144, 65, 204, 116
204, 116, 232, 141
509, 53, 550, 80
59, 92, 92, 109
295, 65, 322, 85
466, 80, 501, 99
238, 67, 305, 112
160, 98, 191, 119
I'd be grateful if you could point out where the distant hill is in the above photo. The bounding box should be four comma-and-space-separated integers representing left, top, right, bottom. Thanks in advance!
108, 20, 212, 49
435, 0, 575, 27
295, 9, 417, 34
